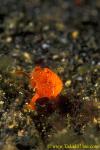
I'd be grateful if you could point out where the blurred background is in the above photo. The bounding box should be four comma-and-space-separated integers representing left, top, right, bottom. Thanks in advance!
0, 0, 100, 150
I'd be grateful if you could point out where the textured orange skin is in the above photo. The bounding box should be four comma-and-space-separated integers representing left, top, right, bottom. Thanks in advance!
28, 66, 63, 110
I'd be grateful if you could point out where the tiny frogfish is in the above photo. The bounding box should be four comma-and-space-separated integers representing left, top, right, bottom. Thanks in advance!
28, 66, 63, 110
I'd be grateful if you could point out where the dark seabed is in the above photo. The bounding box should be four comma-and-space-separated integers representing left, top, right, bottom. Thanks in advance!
0, 0, 100, 150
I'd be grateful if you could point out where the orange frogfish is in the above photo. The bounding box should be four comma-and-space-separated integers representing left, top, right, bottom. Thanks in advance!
16, 66, 63, 110
28, 66, 63, 110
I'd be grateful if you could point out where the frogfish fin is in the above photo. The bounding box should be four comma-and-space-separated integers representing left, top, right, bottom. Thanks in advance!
27, 93, 39, 110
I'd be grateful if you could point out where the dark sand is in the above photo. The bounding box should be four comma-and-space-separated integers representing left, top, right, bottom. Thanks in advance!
0, 0, 100, 150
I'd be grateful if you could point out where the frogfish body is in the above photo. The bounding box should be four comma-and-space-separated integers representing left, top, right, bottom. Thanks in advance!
28, 66, 63, 110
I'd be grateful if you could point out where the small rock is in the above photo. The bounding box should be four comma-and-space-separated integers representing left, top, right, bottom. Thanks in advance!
77, 76, 83, 81
71, 31, 79, 39
57, 67, 64, 73
56, 22, 65, 31
43, 25, 49, 31
65, 80, 71, 87
23, 52, 32, 63
52, 55, 59, 60
6, 37, 12, 43
18, 130, 24, 137
42, 43, 50, 49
